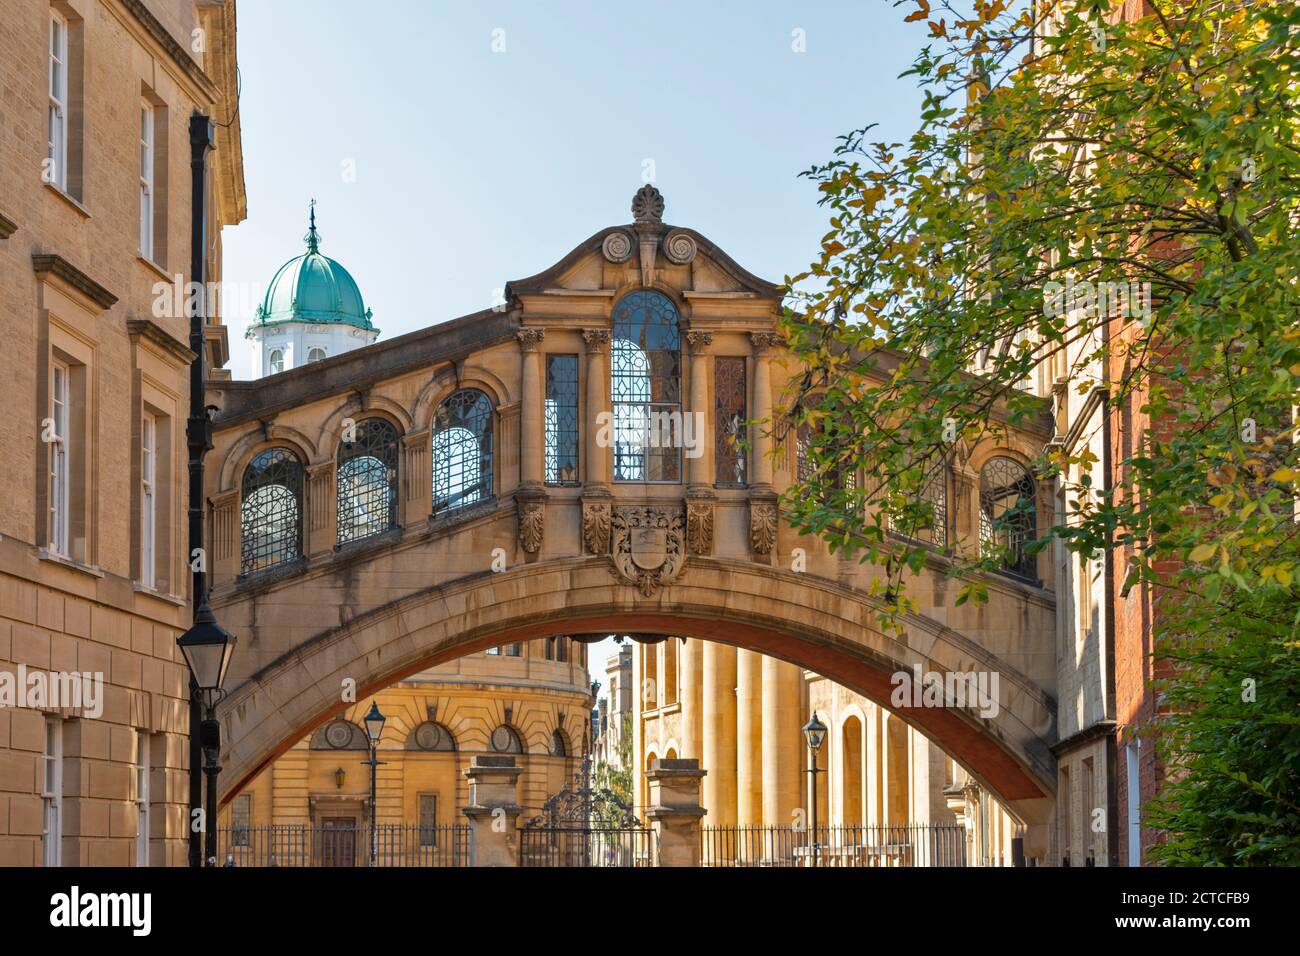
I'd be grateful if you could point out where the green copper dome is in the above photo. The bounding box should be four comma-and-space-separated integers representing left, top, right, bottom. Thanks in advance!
254, 205, 377, 332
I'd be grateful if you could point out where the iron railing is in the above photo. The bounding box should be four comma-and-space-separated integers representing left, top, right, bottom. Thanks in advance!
700, 823, 968, 867
216, 824, 470, 867
518, 826, 656, 867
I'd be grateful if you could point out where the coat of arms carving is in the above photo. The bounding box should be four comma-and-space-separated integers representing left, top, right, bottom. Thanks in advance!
610, 507, 686, 597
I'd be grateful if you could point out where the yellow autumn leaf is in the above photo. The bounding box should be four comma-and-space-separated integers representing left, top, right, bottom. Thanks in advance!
1188, 543, 1218, 562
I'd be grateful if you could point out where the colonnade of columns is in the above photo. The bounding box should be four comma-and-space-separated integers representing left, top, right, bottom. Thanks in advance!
635, 639, 807, 828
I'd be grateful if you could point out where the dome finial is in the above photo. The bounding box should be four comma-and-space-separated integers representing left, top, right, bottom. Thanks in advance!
305, 198, 321, 253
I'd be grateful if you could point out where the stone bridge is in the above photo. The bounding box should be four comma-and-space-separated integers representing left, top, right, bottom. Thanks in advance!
204, 187, 1060, 843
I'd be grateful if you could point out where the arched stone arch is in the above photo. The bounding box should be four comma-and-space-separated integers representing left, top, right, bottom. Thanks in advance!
315, 395, 412, 455
608, 282, 692, 322
412, 364, 512, 433
214, 556, 1056, 838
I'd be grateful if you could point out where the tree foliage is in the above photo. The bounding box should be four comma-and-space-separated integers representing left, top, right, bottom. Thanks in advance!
780, 0, 1299, 861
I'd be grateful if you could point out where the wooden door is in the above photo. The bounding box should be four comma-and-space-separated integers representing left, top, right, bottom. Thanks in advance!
319, 816, 356, 867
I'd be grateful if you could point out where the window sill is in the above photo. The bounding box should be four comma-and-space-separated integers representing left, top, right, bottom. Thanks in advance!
44, 182, 91, 219
37, 549, 104, 578
137, 255, 171, 282
132, 583, 186, 606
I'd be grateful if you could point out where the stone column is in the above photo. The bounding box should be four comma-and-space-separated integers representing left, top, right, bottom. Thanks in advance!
582, 328, 610, 489
680, 639, 703, 760
461, 755, 523, 867
400, 430, 431, 526
701, 642, 737, 826
736, 648, 763, 826
580, 329, 613, 556
305, 461, 336, 557
761, 656, 803, 827
517, 329, 545, 489
749, 331, 782, 492
516, 329, 547, 555
644, 758, 706, 867
748, 332, 782, 560
685, 330, 714, 489
208, 490, 238, 584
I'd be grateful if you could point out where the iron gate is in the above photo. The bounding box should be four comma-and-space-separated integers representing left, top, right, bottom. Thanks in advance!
518, 761, 654, 867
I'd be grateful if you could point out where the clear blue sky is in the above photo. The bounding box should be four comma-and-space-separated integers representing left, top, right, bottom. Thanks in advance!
218, 0, 929, 689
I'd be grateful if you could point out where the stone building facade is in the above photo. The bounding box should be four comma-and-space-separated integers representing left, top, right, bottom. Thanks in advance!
216, 638, 591, 844
0, 0, 244, 865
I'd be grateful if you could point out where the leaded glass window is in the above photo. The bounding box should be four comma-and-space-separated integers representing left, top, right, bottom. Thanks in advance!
337, 418, 399, 546
889, 465, 949, 548
979, 456, 1036, 580
796, 421, 814, 483
715, 356, 746, 485
432, 389, 493, 514
240, 447, 303, 574
612, 291, 681, 482
545, 354, 579, 484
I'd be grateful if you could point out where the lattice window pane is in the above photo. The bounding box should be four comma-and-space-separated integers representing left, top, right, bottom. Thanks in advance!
545, 354, 579, 484
888, 465, 948, 548
240, 448, 303, 574
715, 356, 747, 485
979, 456, 1036, 579
612, 291, 681, 482
432, 389, 493, 514
337, 418, 399, 545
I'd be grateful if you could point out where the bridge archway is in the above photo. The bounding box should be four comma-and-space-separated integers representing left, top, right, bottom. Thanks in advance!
216, 556, 1056, 836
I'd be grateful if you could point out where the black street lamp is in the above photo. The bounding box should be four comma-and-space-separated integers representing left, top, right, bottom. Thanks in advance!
177, 596, 236, 867
803, 712, 827, 868
362, 702, 386, 867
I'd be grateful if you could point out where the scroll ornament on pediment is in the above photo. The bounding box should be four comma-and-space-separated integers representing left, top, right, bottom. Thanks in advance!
582, 499, 611, 555
750, 500, 778, 555
610, 507, 687, 597
519, 499, 545, 554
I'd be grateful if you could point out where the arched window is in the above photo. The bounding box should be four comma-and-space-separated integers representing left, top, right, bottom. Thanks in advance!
309, 719, 368, 750
489, 725, 523, 754
889, 464, 949, 548
337, 418, 399, 545
979, 456, 1037, 580
432, 389, 493, 513
268, 349, 284, 374
240, 447, 303, 574
611, 291, 681, 482
307, 347, 326, 364
551, 729, 567, 757
405, 721, 457, 752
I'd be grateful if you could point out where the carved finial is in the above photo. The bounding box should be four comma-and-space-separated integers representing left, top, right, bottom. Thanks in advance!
632, 184, 664, 224
305, 198, 321, 253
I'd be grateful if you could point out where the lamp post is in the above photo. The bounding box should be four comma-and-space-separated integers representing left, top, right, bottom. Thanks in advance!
176, 596, 236, 867
362, 701, 386, 867
803, 712, 827, 868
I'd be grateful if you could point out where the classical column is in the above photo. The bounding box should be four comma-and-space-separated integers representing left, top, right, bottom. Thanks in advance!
701, 642, 737, 826
761, 656, 803, 827
461, 755, 523, 867
680, 639, 703, 760
517, 328, 545, 489
580, 328, 613, 555
582, 328, 610, 489
644, 758, 707, 867
685, 330, 714, 490
305, 461, 336, 557
749, 331, 782, 492
735, 649, 763, 826
748, 332, 782, 559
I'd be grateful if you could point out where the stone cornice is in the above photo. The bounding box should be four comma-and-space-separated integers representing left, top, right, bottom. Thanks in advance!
1049, 719, 1117, 757
118, 0, 219, 101
32, 253, 117, 310
0, 211, 16, 239
127, 319, 198, 366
